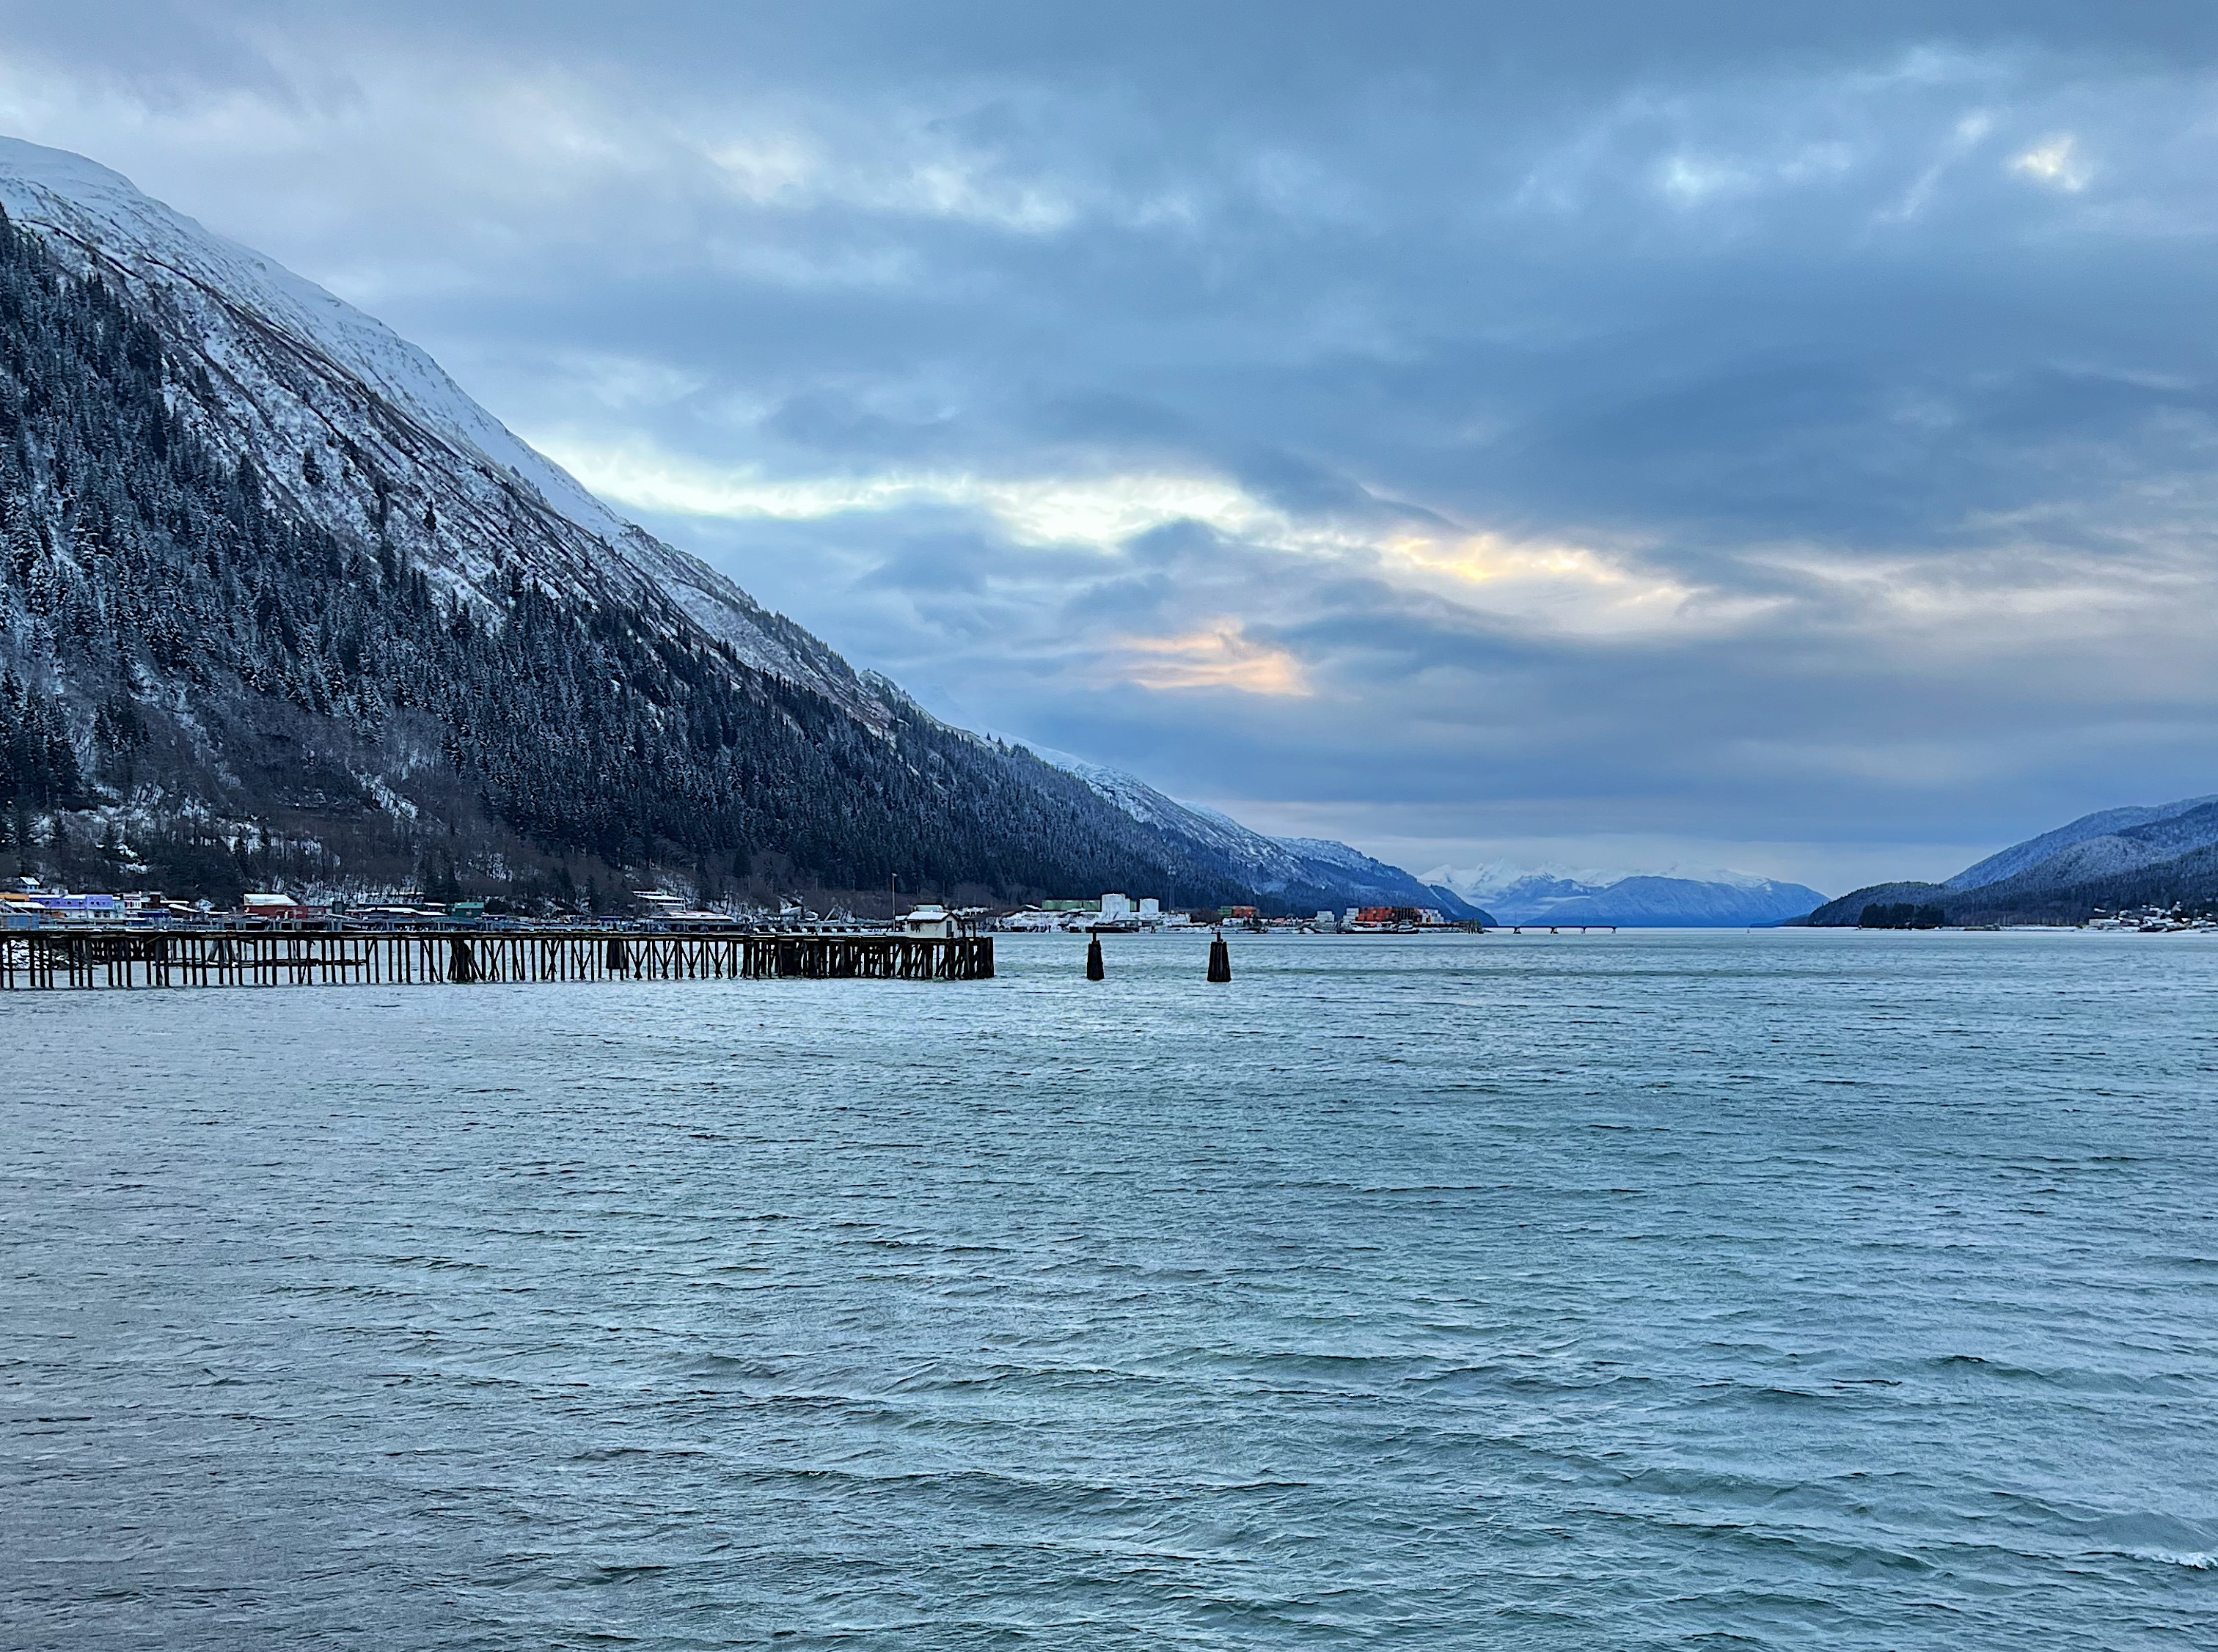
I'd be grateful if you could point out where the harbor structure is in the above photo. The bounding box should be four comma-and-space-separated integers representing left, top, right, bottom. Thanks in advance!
0, 926, 994, 991
241, 892, 322, 922
1, 889, 124, 926
996, 893, 1182, 932
896, 904, 962, 938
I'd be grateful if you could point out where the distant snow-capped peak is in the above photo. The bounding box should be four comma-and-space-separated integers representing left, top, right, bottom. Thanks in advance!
1426, 860, 1785, 900
1416, 861, 1827, 928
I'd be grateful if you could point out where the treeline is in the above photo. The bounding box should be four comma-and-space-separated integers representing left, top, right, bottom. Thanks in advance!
1857, 903, 1947, 930
0, 205, 1249, 907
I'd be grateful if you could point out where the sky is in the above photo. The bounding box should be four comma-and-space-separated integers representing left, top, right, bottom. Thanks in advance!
5, 2, 2218, 893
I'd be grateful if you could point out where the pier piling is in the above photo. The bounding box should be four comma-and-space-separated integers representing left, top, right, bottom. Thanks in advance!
1207, 933, 1232, 983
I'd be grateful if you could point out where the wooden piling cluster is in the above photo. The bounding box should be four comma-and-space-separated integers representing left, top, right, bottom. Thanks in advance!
0, 927, 994, 991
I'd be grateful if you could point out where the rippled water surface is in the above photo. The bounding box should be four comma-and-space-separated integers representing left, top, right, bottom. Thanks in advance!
4, 930, 2217, 1648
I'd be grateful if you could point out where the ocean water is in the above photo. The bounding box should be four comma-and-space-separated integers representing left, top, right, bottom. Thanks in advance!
3, 929, 2214, 1649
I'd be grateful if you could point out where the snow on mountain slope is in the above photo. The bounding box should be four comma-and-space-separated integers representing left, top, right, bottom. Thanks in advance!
2000, 834, 2175, 887
1264, 835, 1482, 914
1428, 864, 1826, 927
1024, 749, 1311, 880
1443, 859, 1784, 900
0, 136, 888, 727
1945, 794, 2218, 890
1807, 794, 2218, 924
1925, 797, 2218, 901
1273, 836, 1407, 877
2111, 798, 2218, 859
1025, 747, 1485, 914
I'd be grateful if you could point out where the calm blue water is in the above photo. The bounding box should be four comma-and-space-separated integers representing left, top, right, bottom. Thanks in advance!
4, 930, 2215, 1648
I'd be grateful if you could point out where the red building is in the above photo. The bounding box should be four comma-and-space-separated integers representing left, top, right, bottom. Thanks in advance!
241, 892, 324, 922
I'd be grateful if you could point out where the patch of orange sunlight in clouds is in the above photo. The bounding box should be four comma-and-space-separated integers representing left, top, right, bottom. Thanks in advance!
1384, 530, 1641, 590
1108, 622, 1310, 696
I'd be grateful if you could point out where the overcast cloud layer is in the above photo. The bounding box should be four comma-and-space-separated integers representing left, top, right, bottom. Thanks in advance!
8, 1, 2218, 890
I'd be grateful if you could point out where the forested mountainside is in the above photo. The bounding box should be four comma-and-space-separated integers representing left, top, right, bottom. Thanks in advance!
1804, 796, 2218, 925
1940, 794, 2218, 891
1032, 749, 1490, 919
0, 201, 1256, 909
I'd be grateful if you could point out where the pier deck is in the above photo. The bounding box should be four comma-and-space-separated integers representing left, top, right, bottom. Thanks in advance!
0, 928, 994, 991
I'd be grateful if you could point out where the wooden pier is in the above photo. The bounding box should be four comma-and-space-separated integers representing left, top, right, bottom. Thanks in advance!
0, 928, 994, 991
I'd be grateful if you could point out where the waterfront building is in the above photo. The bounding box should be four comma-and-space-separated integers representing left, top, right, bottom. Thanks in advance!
9, 892, 125, 925
241, 892, 322, 922
898, 904, 960, 938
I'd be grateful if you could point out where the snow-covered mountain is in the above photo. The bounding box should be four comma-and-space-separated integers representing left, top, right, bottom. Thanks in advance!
1029, 748, 1489, 917
1427, 863, 1827, 927
0, 133, 1446, 913
0, 136, 895, 730
1944, 795, 2218, 890
1808, 793, 2218, 925
0, 133, 1490, 908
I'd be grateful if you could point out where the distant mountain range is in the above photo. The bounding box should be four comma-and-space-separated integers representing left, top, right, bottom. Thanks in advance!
1427, 864, 1828, 928
1806, 794, 2218, 925
1428, 864, 1827, 927
0, 134, 1463, 916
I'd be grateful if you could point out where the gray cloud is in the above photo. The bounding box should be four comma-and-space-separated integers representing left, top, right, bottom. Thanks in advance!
7, 2, 2218, 888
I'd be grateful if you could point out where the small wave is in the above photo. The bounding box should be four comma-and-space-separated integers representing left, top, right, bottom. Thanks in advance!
1903, 1354, 2201, 1395
684, 1353, 785, 1377
2117, 1549, 2217, 1571
1924, 1354, 2054, 1384
563, 1562, 673, 1587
